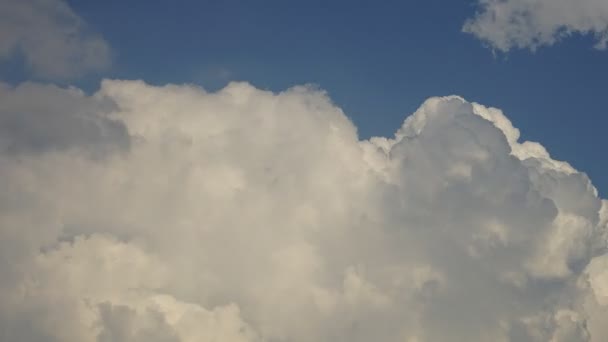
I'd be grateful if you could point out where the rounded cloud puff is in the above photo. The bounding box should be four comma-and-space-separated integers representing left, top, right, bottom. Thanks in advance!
0, 80, 606, 341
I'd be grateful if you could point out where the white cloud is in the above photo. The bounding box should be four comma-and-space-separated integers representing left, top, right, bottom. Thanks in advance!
463, 0, 608, 51
0, 0, 111, 79
0, 80, 607, 341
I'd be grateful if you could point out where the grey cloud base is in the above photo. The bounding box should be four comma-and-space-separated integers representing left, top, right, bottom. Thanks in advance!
0, 80, 607, 342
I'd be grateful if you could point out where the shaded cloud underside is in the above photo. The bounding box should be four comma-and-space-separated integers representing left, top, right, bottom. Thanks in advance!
0, 79, 607, 341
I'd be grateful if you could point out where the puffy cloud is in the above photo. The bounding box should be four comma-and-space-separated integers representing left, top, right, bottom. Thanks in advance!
0, 79, 607, 341
463, 0, 608, 51
0, 0, 111, 79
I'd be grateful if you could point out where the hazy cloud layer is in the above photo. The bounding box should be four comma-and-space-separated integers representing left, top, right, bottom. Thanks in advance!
463, 0, 608, 51
0, 82, 128, 155
0, 80, 607, 341
0, 0, 110, 79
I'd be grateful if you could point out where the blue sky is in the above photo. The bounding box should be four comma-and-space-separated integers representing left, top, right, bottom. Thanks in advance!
3, 0, 607, 195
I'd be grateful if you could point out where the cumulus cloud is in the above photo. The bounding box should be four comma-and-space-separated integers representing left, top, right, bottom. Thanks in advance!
0, 0, 111, 79
0, 79, 607, 341
463, 0, 608, 51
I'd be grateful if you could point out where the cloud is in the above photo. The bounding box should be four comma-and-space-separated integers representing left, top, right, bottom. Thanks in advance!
463, 0, 608, 51
0, 82, 128, 155
0, 79, 607, 341
0, 0, 111, 79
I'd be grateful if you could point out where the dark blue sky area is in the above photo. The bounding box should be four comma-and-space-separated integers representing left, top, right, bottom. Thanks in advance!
53, 0, 608, 195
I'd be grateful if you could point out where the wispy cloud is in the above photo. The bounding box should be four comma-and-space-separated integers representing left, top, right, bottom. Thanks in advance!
463, 0, 608, 51
0, 0, 111, 79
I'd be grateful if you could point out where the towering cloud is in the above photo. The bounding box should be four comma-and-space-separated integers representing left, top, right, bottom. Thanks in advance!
463, 0, 608, 51
0, 79, 606, 341
0, 0, 110, 79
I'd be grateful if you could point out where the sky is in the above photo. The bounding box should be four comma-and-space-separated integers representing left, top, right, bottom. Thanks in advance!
36, 0, 608, 197
3, 0, 606, 194
1, 0, 608, 341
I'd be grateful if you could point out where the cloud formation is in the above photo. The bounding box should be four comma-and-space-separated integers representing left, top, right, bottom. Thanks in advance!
0, 0, 110, 79
463, 0, 608, 51
0, 82, 128, 155
0, 80, 607, 341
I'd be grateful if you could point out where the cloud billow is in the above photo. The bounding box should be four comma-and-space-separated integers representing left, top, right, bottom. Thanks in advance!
0, 80, 607, 341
